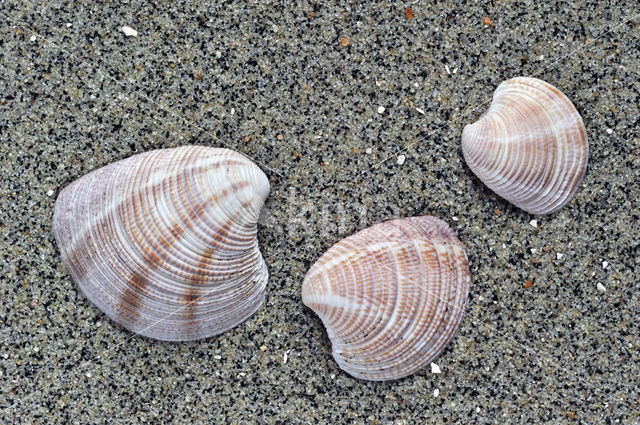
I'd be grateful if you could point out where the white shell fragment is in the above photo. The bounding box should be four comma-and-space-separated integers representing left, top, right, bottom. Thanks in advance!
302, 216, 470, 381
121, 26, 138, 37
53, 146, 270, 341
461, 77, 588, 215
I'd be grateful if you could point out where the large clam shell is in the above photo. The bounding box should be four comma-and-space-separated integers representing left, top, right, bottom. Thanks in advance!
53, 146, 270, 341
302, 216, 470, 381
461, 77, 588, 215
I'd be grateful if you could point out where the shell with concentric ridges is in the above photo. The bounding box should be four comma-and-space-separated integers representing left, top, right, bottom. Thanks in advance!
53, 146, 270, 341
302, 216, 470, 381
461, 77, 588, 215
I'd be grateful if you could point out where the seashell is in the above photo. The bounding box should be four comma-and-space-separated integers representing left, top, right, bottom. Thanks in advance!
301, 216, 470, 381
461, 77, 588, 215
53, 146, 270, 341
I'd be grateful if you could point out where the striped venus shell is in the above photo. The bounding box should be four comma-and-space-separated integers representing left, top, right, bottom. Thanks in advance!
53, 146, 270, 341
302, 216, 470, 381
461, 77, 588, 215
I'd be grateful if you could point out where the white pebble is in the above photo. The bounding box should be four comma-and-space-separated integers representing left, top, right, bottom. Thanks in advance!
445, 65, 451, 75
413, 82, 419, 88
602, 261, 608, 269
377, 106, 385, 114
215, 51, 222, 59
365, 148, 372, 154
30, 35, 36, 42
85, 372, 92, 378
476, 407, 481, 413
452, 216, 458, 221
530, 248, 537, 254
213, 355, 222, 360
433, 389, 440, 397
47, 189, 54, 197
452, 67, 458, 74
529, 219, 538, 228
606, 128, 613, 134
121, 26, 138, 37
66, 23, 72, 28
430, 363, 441, 374
415, 107, 425, 115
230, 108, 235, 115
556, 253, 564, 260
597, 282, 606, 292
396, 154, 406, 165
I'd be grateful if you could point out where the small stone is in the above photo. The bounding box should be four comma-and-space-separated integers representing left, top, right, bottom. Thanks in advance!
556, 253, 564, 260
377, 106, 385, 114
365, 148, 372, 154
213, 355, 222, 360
230, 108, 235, 115
452, 216, 458, 221
121, 26, 138, 37
396, 155, 406, 165
597, 283, 606, 292
602, 261, 608, 269
47, 189, 54, 196
606, 128, 613, 134
415, 107, 425, 115
259, 345, 267, 351
433, 388, 439, 397
30, 35, 36, 42
405, 7, 414, 19
431, 363, 441, 374
530, 219, 538, 228
215, 51, 222, 59
86, 372, 92, 378
476, 407, 481, 413
340, 37, 350, 47
530, 248, 537, 254
66, 23, 72, 28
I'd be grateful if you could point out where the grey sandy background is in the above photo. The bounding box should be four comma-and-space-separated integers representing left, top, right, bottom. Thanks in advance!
1, 1, 639, 423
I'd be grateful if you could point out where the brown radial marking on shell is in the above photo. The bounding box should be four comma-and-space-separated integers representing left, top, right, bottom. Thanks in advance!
230, 181, 253, 209
117, 273, 149, 319
181, 288, 201, 326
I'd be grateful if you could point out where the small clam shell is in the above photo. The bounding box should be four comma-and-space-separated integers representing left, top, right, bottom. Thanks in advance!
461, 77, 588, 215
53, 146, 270, 341
302, 216, 470, 381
